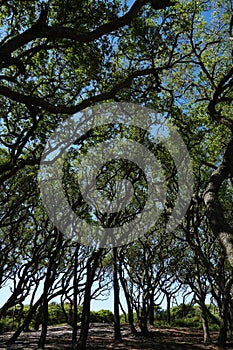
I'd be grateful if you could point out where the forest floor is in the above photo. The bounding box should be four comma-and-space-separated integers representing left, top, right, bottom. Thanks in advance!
0, 323, 232, 350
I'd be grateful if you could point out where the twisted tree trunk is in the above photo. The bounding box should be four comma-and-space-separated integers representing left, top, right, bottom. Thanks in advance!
204, 138, 233, 268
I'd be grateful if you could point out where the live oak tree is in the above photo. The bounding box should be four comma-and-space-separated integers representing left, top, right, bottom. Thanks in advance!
1, 0, 233, 349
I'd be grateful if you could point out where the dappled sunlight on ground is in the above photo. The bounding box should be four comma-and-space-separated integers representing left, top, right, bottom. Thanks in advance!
0, 324, 232, 350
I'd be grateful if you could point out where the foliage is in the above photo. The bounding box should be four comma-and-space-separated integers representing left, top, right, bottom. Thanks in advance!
0, 318, 13, 334
90, 309, 114, 323
0, 304, 115, 331
0, 0, 233, 348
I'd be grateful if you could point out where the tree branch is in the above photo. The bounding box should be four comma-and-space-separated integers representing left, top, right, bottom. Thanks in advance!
0, 0, 176, 61
0, 67, 160, 113
204, 138, 233, 267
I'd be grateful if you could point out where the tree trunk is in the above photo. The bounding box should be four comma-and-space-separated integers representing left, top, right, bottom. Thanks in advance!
113, 247, 122, 342
139, 297, 149, 336
201, 312, 211, 344
34, 305, 42, 331
76, 248, 103, 350
149, 291, 155, 326
228, 303, 233, 340
8, 298, 43, 344
204, 138, 233, 268
38, 298, 48, 349
217, 277, 233, 348
218, 314, 228, 348
118, 260, 138, 336
38, 229, 63, 349
72, 245, 80, 348
166, 294, 171, 325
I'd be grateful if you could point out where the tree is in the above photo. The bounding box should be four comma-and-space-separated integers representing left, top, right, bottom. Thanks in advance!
76, 248, 104, 350
1, 1, 233, 349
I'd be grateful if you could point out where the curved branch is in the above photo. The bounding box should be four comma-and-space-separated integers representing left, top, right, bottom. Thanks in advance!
204, 138, 233, 267
208, 67, 233, 131
0, 0, 146, 60
0, 0, 176, 61
0, 67, 160, 113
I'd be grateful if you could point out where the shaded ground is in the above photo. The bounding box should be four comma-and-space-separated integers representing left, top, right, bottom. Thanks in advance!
0, 324, 232, 350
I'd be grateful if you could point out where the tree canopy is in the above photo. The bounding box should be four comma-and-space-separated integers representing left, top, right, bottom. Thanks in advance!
0, 0, 233, 349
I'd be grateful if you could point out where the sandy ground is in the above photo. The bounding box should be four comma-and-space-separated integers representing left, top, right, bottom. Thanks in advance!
0, 324, 232, 349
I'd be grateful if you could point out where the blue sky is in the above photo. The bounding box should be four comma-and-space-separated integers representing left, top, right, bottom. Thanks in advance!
0, 279, 187, 312
0, 281, 125, 312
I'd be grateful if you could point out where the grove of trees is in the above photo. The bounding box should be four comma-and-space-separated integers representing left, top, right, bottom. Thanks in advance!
0, 0, 233, 349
